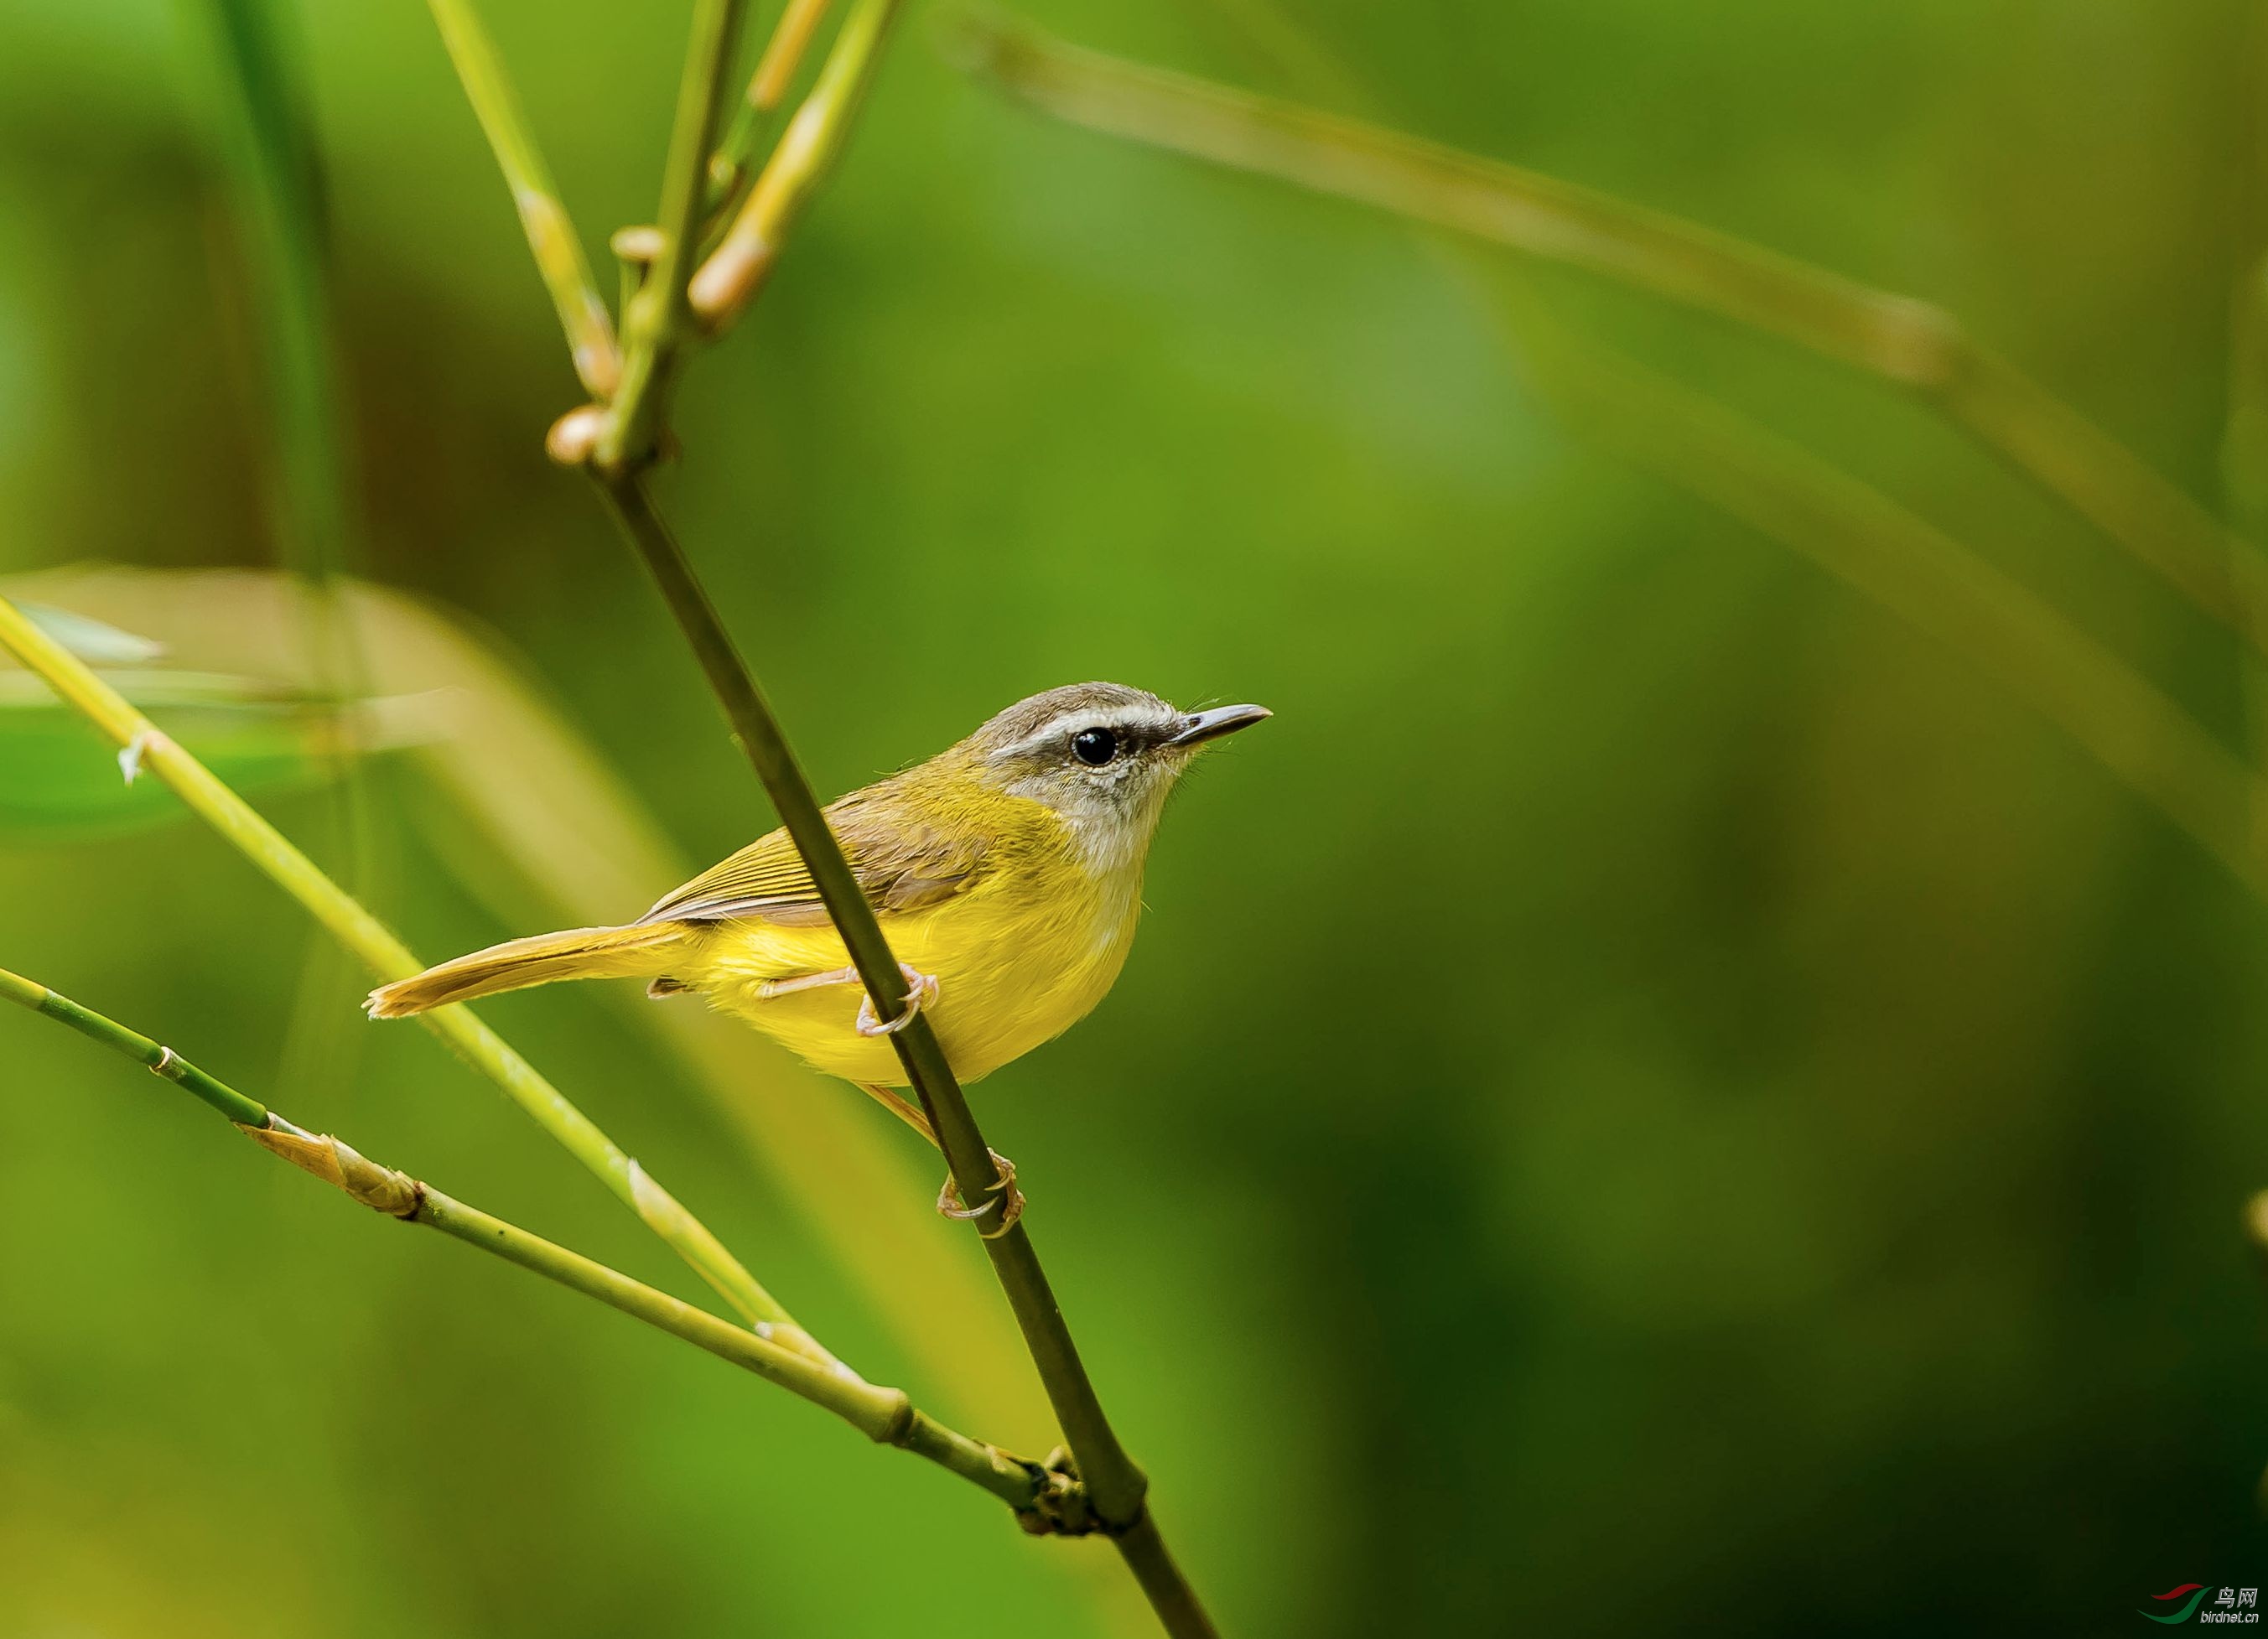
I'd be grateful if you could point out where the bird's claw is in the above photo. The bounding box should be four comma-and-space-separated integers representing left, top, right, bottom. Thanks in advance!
856, 963, 939, 1037
938, 1150, 1025, 1239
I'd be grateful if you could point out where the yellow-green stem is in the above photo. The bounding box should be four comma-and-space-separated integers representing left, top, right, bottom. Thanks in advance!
690, 0, 902, 330
706, 0, 839, 221
592, 480, 1207, 1620
0, 966, 270, 1126
1172, 3, 2268, 909
598, 0, 750, 470
0, 967, 1050, 1517
426, 0, 622, 398
951, 13, 2263, 655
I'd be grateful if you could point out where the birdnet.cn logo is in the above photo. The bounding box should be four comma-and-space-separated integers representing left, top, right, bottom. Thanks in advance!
2141, 1585, 2261, 1624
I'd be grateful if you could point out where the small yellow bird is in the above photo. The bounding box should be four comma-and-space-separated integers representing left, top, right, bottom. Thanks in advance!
367, 682, 1268, 1216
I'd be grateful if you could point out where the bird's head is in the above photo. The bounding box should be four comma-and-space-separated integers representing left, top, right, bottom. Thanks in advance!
960, 682, 1270, 869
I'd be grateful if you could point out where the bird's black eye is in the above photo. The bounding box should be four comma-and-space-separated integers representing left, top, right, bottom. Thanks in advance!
1071, 727, 1119, 767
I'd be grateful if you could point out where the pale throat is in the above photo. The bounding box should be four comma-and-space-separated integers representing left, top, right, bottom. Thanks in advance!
1059, 783, 1173, 961
1071, 832, 1149, 965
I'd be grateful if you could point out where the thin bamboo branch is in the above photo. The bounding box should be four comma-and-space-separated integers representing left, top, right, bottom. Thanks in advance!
949, 13, 2266, 654
1, 967, 269, 1127
1177, 0, 2268, 914
598, 0, 751, 471
689, 0, 900, 331
593, 480, 1202, 1617
0, 589, 833, 1365
425, 0, 622, 399
1177, 0, 2268, 896
707, 0, 839, 220
0, 966, 1062, 1520
414, 1186, 1044, 1511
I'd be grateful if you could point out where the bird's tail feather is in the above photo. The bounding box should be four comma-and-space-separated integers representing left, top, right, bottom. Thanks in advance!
366, 923, 682, 1019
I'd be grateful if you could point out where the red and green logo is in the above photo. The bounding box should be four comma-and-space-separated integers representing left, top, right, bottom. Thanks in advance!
2141, 1585, 2260, 1623
2143, 1586, 2211, 1624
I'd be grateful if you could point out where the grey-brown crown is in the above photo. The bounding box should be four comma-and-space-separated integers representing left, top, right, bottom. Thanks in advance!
964, 682, 1181, 755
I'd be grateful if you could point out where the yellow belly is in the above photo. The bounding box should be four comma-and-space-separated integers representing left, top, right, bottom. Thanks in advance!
675, 861, 1140, 1087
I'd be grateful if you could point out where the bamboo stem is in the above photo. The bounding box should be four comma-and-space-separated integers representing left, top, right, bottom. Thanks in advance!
593, 477, 1205, 1624
1084, 1, 2268, 906
414, 1190, 1042, 1507
424, 0, 622, 398
0, 590, 831, 1364
0, 967, 270, 1127
949, 13, 2265, 654
689, 0, 901, 331
706, 0, 839, 220
597, 0, 750, 471
0, 967, 1052, 1517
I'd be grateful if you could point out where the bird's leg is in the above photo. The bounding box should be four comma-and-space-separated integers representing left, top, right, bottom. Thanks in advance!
854, 1081, 936, 1144
756, 965, 859, 998
755, 962, 939, 1038
855, 1082, 1025, 1239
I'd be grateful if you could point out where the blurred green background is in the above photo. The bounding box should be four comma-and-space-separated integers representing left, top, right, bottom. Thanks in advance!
5, 0, 2268, 1633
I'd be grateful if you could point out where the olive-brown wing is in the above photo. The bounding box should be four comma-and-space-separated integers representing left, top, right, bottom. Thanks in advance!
637, 782, 986, 928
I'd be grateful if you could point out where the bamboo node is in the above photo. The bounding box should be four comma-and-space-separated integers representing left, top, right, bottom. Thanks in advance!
1862, 296, 1965, 389
546, 405, 607, 467
243, 1123, 423, 1218
1015, 1447, 1103, 1538
625, 1158, 677, 1231
610, 225, 666, 265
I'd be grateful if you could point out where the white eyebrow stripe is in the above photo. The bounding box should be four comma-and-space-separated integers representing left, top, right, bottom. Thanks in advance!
986, 708, 1181, 763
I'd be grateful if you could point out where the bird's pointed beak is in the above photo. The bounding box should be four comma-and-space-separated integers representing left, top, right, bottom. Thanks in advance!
1166, 703, 1272, 748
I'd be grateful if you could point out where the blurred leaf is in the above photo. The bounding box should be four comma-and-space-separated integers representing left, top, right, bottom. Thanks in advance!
0, 667, 435, 839
20, 604, 165, 665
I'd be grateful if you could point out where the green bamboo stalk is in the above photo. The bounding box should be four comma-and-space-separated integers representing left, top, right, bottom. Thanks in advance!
949, 13, 2265, 654
706, 0, 839, 221
597, 0, 750, 471
1168, 0, 2268, 904
688, 0, 901, 330
0, 966, 1059, 1519
425, 0, 622, 398
414, 1186, 1041, 1508
0, 589, 833, 1366
592, 480, 1197, 1611
0, 967, 269, 1127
